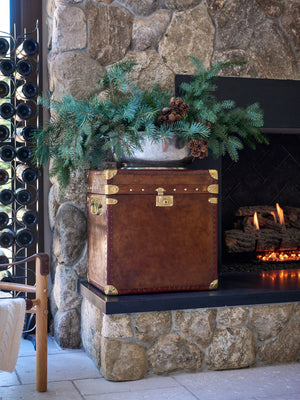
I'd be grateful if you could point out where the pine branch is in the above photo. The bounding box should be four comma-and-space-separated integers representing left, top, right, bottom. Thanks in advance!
34, 55, 267, 195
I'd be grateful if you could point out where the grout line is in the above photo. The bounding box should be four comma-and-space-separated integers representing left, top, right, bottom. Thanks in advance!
177, 383, 200, 400
14, 368, 22, 386
170, 376, 200, 400
71, 380, 86, 400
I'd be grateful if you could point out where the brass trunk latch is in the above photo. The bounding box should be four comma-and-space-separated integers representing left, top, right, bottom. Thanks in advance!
90, 195, 103, 215
156, 187, 173, 207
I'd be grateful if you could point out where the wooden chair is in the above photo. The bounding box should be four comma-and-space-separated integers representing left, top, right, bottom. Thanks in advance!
0, 253, 49, 392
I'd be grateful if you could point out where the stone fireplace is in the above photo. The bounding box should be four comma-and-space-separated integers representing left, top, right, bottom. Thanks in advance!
45, 0, 300, 379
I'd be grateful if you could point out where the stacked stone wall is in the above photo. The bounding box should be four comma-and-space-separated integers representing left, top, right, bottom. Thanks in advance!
81, 300, 300, 381
45, 0, 300, 346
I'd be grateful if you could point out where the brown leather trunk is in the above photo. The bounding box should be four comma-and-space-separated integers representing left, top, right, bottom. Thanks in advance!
87, 169, 218, 295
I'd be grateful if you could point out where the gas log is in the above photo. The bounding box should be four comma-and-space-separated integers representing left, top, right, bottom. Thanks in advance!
225, 206, 300, 253
235, 206, 300, 229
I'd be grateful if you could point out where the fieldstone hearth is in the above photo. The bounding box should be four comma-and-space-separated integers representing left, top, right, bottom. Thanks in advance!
81, 300, 300, 381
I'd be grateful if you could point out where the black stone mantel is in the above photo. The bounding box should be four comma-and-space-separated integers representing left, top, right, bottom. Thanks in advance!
80, 269, 300, 315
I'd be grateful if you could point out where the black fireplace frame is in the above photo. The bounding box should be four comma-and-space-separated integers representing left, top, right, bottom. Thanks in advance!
175, 75, 300, 134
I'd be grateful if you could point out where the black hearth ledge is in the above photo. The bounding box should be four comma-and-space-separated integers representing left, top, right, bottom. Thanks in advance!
80, 270, 300, 315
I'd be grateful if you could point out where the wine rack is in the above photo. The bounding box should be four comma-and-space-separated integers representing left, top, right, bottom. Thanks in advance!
0, 21, 40, 293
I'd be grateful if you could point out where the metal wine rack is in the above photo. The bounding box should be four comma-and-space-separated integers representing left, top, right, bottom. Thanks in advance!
0, 21, 40, 295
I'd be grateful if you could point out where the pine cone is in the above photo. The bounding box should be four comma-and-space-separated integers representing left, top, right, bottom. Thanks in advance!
188, 139, 209, 160
157, 97, 190, 125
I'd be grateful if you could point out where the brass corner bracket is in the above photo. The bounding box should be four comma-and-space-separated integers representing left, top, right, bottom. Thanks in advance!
209, 279, 218, 290
104, 285, 118, 295
209, 169, 218, 180
104, 169, 118, 180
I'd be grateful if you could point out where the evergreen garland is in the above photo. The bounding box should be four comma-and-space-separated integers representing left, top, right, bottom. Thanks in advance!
169, 56, 268, 161
35, 59, 170, 192
34, 56, 267, 193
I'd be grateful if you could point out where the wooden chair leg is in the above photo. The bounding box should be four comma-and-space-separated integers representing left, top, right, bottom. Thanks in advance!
35, 256, 48, 392
0, 253, 49, 391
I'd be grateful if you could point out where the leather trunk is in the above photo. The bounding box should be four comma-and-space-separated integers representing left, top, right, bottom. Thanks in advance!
87, 169, 218, 295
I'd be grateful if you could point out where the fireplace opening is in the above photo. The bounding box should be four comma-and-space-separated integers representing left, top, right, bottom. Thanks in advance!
221, 132, 300, 274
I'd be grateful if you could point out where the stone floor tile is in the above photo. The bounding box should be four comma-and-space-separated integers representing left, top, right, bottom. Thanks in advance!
18, 336, 83, 357
15, 351, 102, 384
18, 336, 63, 357
173, 364, 300, 400
0, 381, 82, 400
255, 393, 300, 400
74, 375, 180, 396
0, 370, 20, 387
85, 386, 198, 400
2, 338, 300, 400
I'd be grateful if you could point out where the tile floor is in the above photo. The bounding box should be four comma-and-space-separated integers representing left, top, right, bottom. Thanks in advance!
0, 336, 300, 400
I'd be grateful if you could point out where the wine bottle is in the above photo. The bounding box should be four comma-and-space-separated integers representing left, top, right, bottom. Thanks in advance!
16, 146, 32, 163
0, 125, 9, 141
0, 189, 14, 205
0, 228, 15, 248
0, 208, 9, 228
16, 102, 33, 120
16, 82, 38, 99
14, 188, 31, 205
16, 208, 37, 227
0, 81, 9, 98
16, 59, 32, 77
0, 38, 9, 56
16, 125, 34, 142
0, 270, 14, 284
16, 228, 34, 247
0, 59, 15, 76
0, 168, 9, 184
16, 164, 38, 184
18, 39, 39, 57
0, 144, 16, 161
0, 250, 9, 267
0, 103, 15, 119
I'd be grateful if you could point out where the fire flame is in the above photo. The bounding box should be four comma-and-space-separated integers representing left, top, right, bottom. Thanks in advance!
254, 204, 299, 262
270, 211, 277, 223
257, 249, 300, 262
253, 211, 260, 230
276, 203, 285, 226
